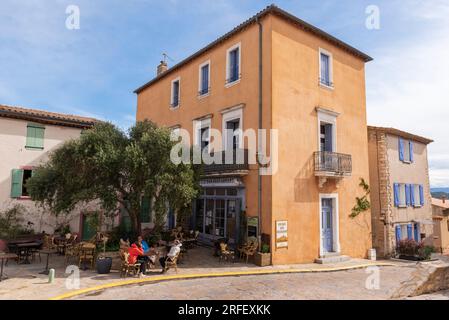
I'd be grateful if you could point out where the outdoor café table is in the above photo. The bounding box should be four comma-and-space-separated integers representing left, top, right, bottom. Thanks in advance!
79, 243, 96, 271
39, 249, 57, 275
0, 253, 18, 282
16, 242, 41, 264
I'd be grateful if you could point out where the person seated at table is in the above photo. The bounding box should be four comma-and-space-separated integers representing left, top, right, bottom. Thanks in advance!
159, 240, 182, 273
147, 243, 160, 268
128, 242, 146, 277
138, 235, 149, 254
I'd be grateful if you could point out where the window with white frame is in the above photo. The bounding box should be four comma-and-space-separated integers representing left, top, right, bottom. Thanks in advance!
319, 48, 333, 88
194, 118, 211, 154
222, 107, 243, 151
226, 43, 241, 85
170, 78, 180, 108
198, 61, 210, 96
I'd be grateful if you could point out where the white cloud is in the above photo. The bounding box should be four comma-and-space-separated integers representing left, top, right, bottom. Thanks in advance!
366, 0, 449, 187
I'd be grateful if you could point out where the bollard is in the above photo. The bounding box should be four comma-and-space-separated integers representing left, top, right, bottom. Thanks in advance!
48, 268, 55, 283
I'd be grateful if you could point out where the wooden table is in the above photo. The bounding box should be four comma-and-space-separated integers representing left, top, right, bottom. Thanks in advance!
0, 253, 18, 282
15, 242, 42, 264
38, 249, 57, 275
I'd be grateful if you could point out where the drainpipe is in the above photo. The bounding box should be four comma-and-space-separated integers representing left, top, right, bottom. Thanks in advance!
256, 16, 263, 251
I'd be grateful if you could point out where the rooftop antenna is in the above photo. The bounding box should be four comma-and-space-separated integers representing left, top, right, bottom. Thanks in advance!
162, 53, 174, 64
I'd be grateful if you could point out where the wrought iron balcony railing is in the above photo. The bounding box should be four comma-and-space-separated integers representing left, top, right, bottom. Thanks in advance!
202, 149, 249, 175
314, 151, 352, 176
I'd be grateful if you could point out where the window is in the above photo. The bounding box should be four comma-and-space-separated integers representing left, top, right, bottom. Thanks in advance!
10, 168, 33, 198
320, 122, 333, 152
200, 127, 210, 153
225, 119, 240, 150
319, 49, 333, 88
316, 108, 338, 153
399, 138, 414, 163
170, 78, 180, 108
394, 183, 425, 208
26, 123, 45, 149
194, 118, 211, 154
226, 43, 241, 85
198, 61, 210, 96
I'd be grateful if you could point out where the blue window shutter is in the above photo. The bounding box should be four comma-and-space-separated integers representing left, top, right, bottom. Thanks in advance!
235, 48, 239, 79
320, 53, 330, 84
399, 138, 404, 161
407, 224, 413, 240
414, 223, 420, 242
393, 183, 400, 207
405, 184, 411, 206
419, 185, 425, 206
202, 65, 209, 92
409, 142, 414, 162
410, 184, 415, 207
11, 169, 24, 198
395, 225, 402, 245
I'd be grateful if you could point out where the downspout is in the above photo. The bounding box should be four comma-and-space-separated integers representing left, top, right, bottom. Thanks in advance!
256, 16, 263, 251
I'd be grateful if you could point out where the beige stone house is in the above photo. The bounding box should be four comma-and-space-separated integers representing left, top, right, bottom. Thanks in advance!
0, 104, 102, 239
368, 126, 434, 258
432, 197, 449, 254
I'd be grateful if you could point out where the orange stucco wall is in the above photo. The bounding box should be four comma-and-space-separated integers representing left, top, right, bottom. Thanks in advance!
269, 16, 372, 264
136, 16, 274, 236
136, 13, 372, 264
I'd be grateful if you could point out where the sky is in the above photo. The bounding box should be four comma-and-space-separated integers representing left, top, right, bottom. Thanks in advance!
0, 0, 448, 187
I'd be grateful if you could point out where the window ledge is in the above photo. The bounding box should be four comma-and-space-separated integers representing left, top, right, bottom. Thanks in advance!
225, 79, 241, 88
25, 146, 44, 151
401, 160, 412, 164
198, 92, 210, 100
319, 82, 334, 91
413, 205, 423, 208
398, 205, 407, 208
17, 196, 32, 200
169, 105, 180, 111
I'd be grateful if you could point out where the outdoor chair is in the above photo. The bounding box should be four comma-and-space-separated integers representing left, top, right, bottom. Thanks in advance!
78, 243, 96, 269
163, 252, 180, 273
65, 242, 81, 266
120, 251, 141, 278
219, 243, 235, 263
238, 240, 258, 264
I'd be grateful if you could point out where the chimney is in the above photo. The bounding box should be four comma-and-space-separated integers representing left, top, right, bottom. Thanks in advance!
157, 61, 168, 76
443, 195, 446, 204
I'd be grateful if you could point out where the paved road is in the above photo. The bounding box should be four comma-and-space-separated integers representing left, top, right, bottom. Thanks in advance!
74, 266, 428, 300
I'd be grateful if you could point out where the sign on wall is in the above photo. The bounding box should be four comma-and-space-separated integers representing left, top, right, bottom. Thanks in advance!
247, 217, 258, 238
276, 220, 288, 249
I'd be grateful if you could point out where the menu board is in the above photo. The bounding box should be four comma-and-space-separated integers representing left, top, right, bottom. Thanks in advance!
276, 220, 288, 249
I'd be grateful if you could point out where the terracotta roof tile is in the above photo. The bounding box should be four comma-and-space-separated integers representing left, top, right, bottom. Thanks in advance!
0, 104, 99, 129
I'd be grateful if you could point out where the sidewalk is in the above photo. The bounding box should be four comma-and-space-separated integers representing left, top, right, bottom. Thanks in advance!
0, 246, 401, 300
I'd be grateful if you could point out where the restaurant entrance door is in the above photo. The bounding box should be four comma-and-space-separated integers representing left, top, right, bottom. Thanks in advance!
194, 188, 242, 245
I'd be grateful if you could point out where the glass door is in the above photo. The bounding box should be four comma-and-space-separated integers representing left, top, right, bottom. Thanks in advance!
214, 199, 225, 237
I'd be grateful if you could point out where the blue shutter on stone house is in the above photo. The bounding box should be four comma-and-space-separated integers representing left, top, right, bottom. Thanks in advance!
395, 225, 402, 245
394, 183, 400, 207
399, 138, 405, 161
407, 224, 413, 240
409, 141, 414, 162
414, 223, 420, 242
410, 184, 415, 207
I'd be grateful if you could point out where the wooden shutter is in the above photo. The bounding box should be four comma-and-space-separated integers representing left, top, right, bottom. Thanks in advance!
398, 138, 404, 161
419, 185, 425, 206
407, 224, 413, 240
26, 124, 45, 149
409, 141, 414, 162
393, 183, 400, 207
11, 169, 23, 198
140, 196, 151, 223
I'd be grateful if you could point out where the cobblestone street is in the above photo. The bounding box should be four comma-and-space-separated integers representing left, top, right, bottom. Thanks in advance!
74, 265, 422, 300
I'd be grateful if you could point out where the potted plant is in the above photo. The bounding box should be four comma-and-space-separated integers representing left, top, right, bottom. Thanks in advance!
96, 234, 113, 274
255, 244, 272, 267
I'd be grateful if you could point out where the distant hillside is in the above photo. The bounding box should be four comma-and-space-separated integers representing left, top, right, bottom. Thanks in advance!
431, 188, 449, 199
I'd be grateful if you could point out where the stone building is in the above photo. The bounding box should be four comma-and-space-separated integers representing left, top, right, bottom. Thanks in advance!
432, 197, 449, 254
368, 126, 434, 258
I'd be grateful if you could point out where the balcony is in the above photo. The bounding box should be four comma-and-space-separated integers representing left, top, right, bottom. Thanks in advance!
202, 149, 249, 177
314, 151, 352, 187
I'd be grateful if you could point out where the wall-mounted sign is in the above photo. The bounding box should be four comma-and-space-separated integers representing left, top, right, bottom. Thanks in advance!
276, 220, 288, 249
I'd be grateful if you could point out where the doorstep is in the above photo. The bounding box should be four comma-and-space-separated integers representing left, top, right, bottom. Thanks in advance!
315, 253, 350, 265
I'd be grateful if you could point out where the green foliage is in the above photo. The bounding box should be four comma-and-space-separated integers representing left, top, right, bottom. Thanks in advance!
397, 239, 436, 260
54, 224, 71, 236
261, 244, 270, 254
349, 178, 371, 219
27, 120, 201, 234
0, 204, 33, 239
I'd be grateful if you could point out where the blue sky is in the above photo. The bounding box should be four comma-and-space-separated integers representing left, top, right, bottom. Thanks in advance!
1, 0, 448, 186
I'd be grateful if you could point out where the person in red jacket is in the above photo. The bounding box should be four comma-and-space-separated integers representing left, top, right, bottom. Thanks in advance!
128, 243, 146, 276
